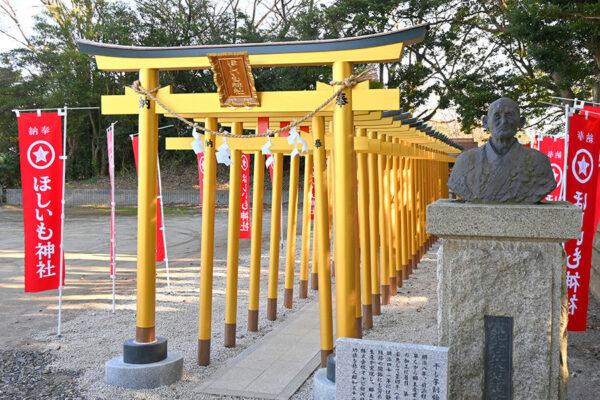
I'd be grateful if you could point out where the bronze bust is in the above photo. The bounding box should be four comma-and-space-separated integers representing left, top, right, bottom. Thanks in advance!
448, 97, 557, 203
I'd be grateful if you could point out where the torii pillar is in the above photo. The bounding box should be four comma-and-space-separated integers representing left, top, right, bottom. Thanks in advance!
104, 68, 183, 389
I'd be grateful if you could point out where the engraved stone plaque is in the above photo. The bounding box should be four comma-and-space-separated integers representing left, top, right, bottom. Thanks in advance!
484, 316, 513, 400
336, 338, 448, 400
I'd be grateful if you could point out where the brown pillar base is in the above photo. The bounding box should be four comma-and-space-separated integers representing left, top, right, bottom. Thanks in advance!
267, 297, 277, 321
299, 280, 308, 299
284, 288, 293, 309
248, 309, 258, 332
355, 317, 362, 338
402, 264, 409, 280
331, 260, 335, 277
381, 284, 390, 305
389, 277, 397, 296
224, 323, 236, 348
396, 270, 403, 288
321, 349, 333, 368
198, 338, 210, 366
311, 272, 319, 290
412, 254, 418, 270
372, 294, 381, 315
136, 326, 155, 343
362, 304, 373, 329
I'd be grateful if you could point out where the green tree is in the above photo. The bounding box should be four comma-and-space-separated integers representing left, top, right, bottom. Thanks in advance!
318, 0, 599, 134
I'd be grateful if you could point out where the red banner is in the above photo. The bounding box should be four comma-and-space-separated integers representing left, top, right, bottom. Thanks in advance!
564, 112, 600, 330
240, 153, 251, 239
257, 117, 274, 182
539, 137, 565, 201
18, 112, 65, 292
107, 125, 116, 276
131, 136, 166, 263
311, 167, 316, 220
581, 105, 600, 233
266, 155, 274, 183
197, 153, 205, 201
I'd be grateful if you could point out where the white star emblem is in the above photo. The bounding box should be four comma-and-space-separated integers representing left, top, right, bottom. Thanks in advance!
26, 140, 55, 170
572, 149, 594, 184
577, 156, 590, 177
33, 146, 49, 163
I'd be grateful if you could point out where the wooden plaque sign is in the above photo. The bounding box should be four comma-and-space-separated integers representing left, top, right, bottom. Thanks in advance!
208, 52, 260, 108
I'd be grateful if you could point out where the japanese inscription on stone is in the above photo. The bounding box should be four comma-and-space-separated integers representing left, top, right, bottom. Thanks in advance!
336, 338, 448, 400
484, 316, 513, 400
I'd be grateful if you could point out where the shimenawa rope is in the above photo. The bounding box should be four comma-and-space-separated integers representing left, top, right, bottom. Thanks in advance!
129, 66, 377, 138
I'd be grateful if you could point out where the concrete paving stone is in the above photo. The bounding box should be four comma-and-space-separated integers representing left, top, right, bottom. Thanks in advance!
298, 332, 321, 347
249, 360, 306, 393
207, 366, 264, 391
234, 350, 279, 368
285, 344, 319, 362
277, 323, 312, 337
196, 301, 323, 399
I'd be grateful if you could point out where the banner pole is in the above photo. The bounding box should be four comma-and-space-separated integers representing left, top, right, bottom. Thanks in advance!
108, 122, 117, 314
157, 158, 170, 292
57, 105, 68, 336
562, 105, 570, 202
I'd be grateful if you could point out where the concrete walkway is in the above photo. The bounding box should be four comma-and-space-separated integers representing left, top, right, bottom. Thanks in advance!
196, 302, 322, 399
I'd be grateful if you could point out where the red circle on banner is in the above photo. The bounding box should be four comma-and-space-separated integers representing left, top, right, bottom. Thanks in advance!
551, 163, 563, 187
198, 154, 205, 174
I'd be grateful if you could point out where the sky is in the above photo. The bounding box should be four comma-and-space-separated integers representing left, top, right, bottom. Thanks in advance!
0, 0, 41, 52
0, 0, 332, 52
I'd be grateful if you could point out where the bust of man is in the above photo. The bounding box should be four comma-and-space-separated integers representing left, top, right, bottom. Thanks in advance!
448, 97, 557, 203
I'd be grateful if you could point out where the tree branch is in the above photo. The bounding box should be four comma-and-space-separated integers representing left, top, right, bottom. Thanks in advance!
0, 0, 36, 51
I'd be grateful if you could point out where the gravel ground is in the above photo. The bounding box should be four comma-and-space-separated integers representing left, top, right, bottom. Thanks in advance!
0, 349, 81, 400
292, 245, 440, 399
1, 207, 598, 399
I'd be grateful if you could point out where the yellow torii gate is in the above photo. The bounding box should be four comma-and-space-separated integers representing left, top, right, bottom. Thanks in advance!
77, 23, 459, 368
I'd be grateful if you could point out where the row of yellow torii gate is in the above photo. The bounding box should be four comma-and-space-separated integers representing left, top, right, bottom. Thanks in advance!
77, 24, 461, 367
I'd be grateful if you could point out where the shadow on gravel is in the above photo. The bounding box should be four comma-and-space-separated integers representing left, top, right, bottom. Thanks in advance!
568, 294, 600, 400
0, 349, 81, 400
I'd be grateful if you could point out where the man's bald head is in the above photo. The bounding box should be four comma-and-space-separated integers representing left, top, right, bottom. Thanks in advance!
482, 97, 526, 141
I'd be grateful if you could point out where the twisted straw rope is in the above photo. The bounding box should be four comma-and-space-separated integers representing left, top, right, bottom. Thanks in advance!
130, 66, 377, 138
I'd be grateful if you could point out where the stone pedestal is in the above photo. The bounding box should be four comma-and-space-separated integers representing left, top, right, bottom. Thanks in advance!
427, 200, 581, 400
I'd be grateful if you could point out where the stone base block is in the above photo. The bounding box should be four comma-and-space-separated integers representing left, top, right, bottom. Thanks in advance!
313, 368, 335, 400
105, 352, 183, 389
427, 200, 580, 400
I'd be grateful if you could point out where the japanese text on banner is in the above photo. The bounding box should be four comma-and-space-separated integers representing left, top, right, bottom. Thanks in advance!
539, 137, 565, 201
240, 153, 251, 239
564, 113, 600, 331
18, 112, 65, 292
